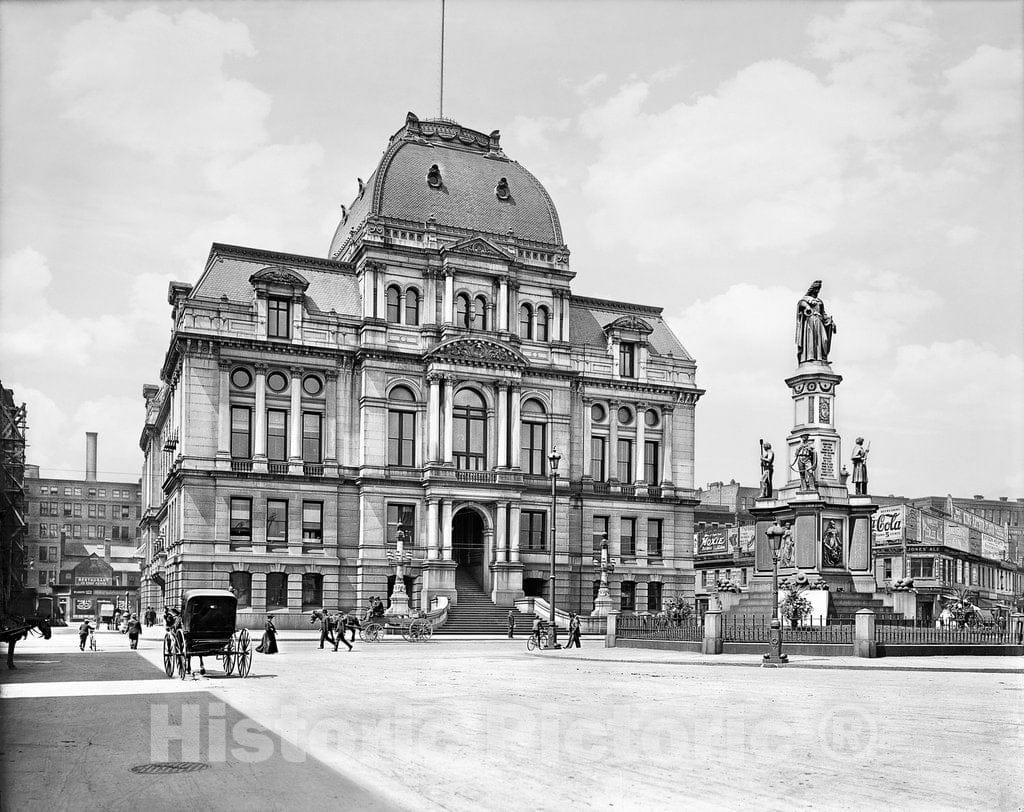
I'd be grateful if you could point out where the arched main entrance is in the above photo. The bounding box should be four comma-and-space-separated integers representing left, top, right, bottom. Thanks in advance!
452, 508, 486, 588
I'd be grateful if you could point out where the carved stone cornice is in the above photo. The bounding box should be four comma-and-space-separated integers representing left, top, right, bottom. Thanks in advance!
425, 337, 528, 369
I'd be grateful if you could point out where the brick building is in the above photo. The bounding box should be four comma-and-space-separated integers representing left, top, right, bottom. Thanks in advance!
139, 114, 704, 627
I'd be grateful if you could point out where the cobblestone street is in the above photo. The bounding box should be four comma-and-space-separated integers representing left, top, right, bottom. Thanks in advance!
2, 627, 1022, 810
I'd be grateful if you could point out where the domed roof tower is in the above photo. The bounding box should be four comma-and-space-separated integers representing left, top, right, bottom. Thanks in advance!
329, 112, 566, 261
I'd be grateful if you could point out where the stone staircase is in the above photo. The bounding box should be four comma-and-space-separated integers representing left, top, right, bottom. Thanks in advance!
725, 578, 898, 621
440, 568, 535, 634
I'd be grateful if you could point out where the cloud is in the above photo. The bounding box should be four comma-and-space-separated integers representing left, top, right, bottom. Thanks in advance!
50, 7, 270, 160
942, 44, 1024, 139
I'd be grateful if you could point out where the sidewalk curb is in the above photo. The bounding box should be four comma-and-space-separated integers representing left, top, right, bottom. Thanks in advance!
553, 655, 1024, 675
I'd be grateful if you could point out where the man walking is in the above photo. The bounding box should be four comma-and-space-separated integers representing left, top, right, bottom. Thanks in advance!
332, 612, 353, 651
78, 619, 92, 651
318, 608, 335, 650
127, 614, 142, 650
566, 612, 582, 649
507, 610, 516, 639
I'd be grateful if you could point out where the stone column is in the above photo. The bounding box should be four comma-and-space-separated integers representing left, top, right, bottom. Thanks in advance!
661, 407, 674, 485
702, 609, 723, 654
582, 397, 592, 478
426, 499, 439, 560
608, 401, 619, 482
496, 383, 508, 467
253, 364, 268, 471
427, 374, 441, 462
510, 283, 520, 335
216, 359, 231, 466
444, 271, 454, 325
635, 404, 646, 484
498, 277, 509, 331
375, 266, 385, 320
855, 609, 877, 658
324, 370, 338, 471
288, 367, 303, 472
509, 504, 521, 563
442, 376, 454, 464
496, 501, 508, 563
337, 363, 351, 468
509, 386, 522, 468
441, 500, 453, 560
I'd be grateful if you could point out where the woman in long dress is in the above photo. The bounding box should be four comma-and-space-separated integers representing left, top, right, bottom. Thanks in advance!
796, 280, 837, 363
256, 615, 279, 654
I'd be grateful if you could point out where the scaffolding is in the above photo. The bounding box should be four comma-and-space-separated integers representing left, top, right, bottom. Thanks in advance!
0, 380, 28, 616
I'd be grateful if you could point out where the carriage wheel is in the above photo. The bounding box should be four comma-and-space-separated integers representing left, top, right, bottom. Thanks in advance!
366, 622, 384, 642
162, 634, 176, 678
235, 629, 252, 678
222, 637, 236, 676
410, 618, 431, 641
401, 625, 413, 642
175, 632, 188, 680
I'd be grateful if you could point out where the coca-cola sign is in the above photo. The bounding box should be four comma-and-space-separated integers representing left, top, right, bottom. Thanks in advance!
872, 507, 904, 542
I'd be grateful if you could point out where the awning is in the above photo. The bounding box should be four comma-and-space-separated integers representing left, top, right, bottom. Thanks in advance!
975, 609, 995, 623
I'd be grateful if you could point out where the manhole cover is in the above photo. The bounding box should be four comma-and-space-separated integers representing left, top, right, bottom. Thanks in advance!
130, 762, 209, 775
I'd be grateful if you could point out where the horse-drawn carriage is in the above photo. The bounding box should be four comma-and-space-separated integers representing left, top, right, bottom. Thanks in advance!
353, 611, 433, 643
163, 589, 252, 679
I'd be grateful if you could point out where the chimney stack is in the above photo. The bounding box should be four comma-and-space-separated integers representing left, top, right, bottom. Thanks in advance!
86, 432, 98, 482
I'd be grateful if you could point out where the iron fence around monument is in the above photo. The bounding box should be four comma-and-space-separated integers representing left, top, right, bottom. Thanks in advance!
615, 614, 703, 642
721, 615, 854, 644
875, 618, 1020, 645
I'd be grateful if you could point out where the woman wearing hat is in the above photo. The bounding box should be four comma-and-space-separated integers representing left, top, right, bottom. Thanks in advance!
256, 614, 279, 654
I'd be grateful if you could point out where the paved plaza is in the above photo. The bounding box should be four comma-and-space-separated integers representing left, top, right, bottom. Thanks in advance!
2, 627, 1022, 811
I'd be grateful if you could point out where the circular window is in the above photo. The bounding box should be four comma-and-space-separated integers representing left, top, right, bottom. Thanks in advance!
617, 406, 633, 425
266, 371, 289, 393
644, 409, 660, 428
302, 375, 323, 396
230, 368, 252, 389
590, 404, 606, 423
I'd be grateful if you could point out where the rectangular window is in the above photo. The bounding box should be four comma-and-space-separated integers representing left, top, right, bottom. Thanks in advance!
701, 570, 708, 587
268, 298, 291, 339
302, 502, 323, 543
302, 573, 323, 609
96, 525, 105, 538
73, 503, 82, 518
39, 546, 48, 562
88, 488, 96, 497
387, 504, 416, 546
230, 498, 252, 543
644, 441, 660, 484
910, 558, 934, 579
230, 572, 252, 607
73, 525, 82, 538
87, 526, 96, 539
64, 487, 71, 496
521, 511, 546, 551
521, 422, 547, 476
98, 505, 106, 519
302, 412, 322, 463
883, 558, 892, 580
99, 489, 106, 497
647, 519, 663, 558
619, 343, 636, 378
266, 572, 288, 609
230, 406, 252, 458
621, 517, 636, 558
121, 505, 131, 519
39, 524, 48, 537
111, 526, 120, 540
267, 499, 288, 547
590, 437, 606, 481
63, 503, 72, 517
741, 568, 748, 586
617, 439, 633, 483
267, 410, 288, 461
387, 410, 416, 467
647, 581, 662, 612
88, 504, 96, 519
74, 487, 81, 496
593, 516, 609, 553
620, 581, 636, 611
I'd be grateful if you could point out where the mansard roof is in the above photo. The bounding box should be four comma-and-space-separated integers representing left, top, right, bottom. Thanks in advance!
569, 296, 693, 361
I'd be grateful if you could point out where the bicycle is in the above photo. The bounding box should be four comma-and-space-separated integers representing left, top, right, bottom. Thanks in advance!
89, 629, 98, 651
526, 629, 550, 651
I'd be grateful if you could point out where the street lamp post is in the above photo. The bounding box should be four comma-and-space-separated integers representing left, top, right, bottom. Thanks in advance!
763, 520, 788, 666
548, 448, 562, 648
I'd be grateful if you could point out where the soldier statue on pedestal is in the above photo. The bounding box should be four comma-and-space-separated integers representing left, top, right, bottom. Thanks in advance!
759, 440, 775, 499
794, 434, 818, 491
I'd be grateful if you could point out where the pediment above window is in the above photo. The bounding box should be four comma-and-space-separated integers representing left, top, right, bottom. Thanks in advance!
426, 337, 527, 367
603, 315, 654, 337
249, 266, 310, 296
441, 236, 513, 262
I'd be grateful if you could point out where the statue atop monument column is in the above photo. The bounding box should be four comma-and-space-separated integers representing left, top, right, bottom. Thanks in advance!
794, 433, 818, 491
796, 280, 837, 363
759, 439, 775, 499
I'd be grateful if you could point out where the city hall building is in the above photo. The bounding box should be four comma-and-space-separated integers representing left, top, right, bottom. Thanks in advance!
140, 114, 703, 626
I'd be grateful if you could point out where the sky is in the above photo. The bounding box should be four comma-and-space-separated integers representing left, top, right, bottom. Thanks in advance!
1, 0, 1021, 497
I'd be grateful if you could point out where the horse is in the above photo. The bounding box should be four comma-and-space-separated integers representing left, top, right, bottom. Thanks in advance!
0, 614, 52, 669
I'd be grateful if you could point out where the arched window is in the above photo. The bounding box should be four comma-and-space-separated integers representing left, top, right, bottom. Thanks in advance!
520, 398, 547, 475
266, 572, 288, 610
386, 285, 401, 324
388, 386, 416, 467
301, 573, 323, 609
519, 303, 533, 339
229, 571, 251, 607
536, 306, 549, 342
456, 294, 471, 328
404, 288, 420, 325
453, 388, 487, 471
472, 295, 487, 330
